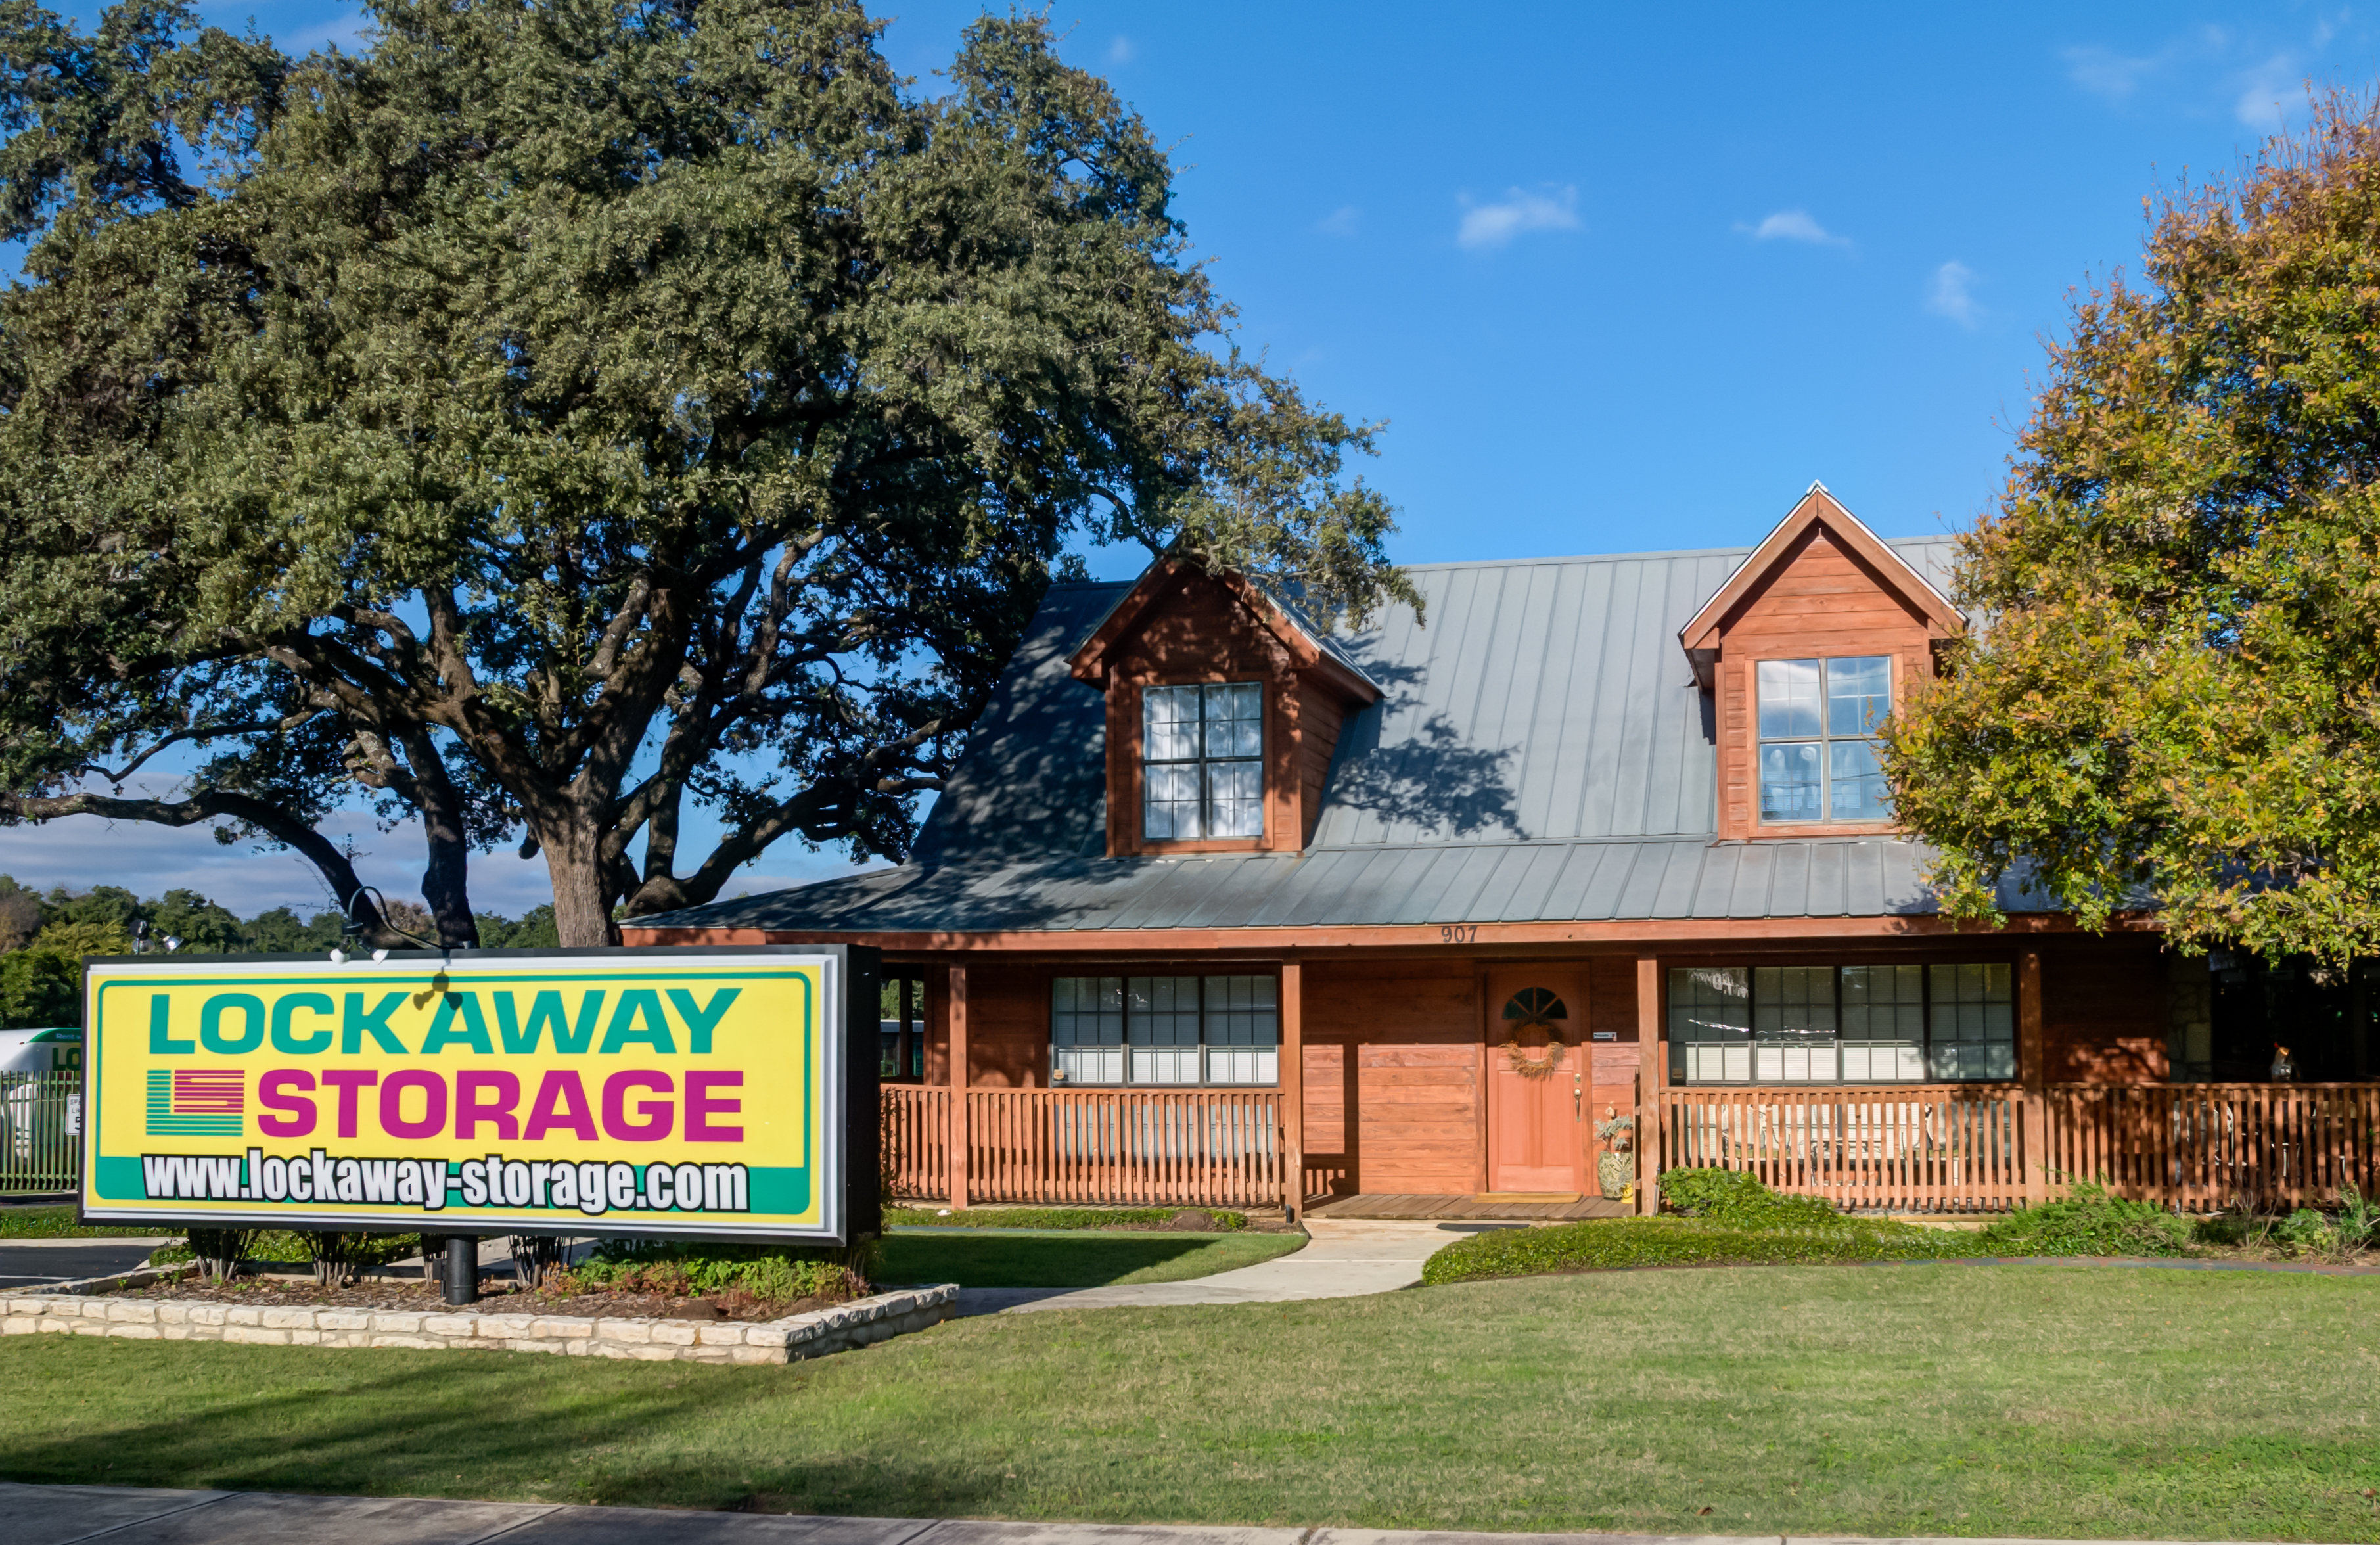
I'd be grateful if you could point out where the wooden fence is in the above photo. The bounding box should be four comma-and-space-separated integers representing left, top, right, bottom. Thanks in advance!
1654, 1084, 2029, 1212
2042, 1083, 2380, 1210
881, 1086, 1285, 1207
1655, 1082, 2380, 1212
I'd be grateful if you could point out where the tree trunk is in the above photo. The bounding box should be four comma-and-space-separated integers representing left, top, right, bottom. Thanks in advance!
401, 731, 480, 949
542, 833, 618, 948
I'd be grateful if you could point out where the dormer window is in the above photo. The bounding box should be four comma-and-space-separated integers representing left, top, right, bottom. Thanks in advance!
1757, 656, 1891, 822
1143, 683, 1264, 840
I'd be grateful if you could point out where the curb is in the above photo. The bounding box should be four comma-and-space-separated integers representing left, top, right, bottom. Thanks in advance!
1, 1281, 960, 1364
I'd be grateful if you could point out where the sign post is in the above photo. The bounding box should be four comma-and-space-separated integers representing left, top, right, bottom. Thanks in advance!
77, 946, 881, 1283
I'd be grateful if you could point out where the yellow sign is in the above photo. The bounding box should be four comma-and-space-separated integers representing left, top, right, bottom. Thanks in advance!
80, 950, 850, 1240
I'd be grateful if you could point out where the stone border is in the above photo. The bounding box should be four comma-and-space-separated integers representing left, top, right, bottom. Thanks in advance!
1, 1283, 959, 1364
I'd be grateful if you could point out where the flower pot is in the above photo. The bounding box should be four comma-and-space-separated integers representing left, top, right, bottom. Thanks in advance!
1597, 1151, 1634, 1201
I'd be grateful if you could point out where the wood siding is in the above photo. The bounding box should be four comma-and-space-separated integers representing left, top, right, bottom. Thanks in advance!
1306, 961, 1482, 1194
1714, 524, 1946, 840
1080, 566, 1371, 858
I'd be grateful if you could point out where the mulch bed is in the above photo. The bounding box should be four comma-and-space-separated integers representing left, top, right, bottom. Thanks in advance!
93, 1276, 854, 1323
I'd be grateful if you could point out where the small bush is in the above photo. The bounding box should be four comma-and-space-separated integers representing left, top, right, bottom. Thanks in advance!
1973, 1181, 2191, 1258
883, 1205, 1247, 1231
1658, 1167, 1842, 1228
1422, 1215, 1965, 1284
561, 1238, 874, 1304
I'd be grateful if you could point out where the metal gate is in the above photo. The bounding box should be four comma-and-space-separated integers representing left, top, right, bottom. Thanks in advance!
0, 1072, 80, 1196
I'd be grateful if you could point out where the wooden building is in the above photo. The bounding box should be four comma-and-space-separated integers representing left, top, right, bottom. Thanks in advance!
625, 486, 2380, 1217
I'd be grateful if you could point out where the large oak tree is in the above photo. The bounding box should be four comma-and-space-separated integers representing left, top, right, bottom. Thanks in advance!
0, 0, 1413, 946
1883, 95, 2380, 962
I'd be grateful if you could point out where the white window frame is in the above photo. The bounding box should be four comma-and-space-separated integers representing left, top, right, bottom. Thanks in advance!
1049, 974, 1280, 1087
1754, 655, 1892, 824
1141, 682, 1266, 842
1668, 963, 2015, 1085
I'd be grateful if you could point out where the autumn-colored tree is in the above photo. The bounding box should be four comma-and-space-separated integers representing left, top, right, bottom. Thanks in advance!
1884, 95, 2380, 961
0, 0, 1412, 948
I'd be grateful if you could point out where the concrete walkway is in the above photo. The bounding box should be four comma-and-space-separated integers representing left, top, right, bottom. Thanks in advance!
0, 1483, 2314, 1545
954, 1218, 1503, 1316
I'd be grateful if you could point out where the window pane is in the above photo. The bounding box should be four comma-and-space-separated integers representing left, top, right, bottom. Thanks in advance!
1668, 967, 1751, 1058
1204, 1048, 1279, 1085
1827, 656, 1892, 735
1827, 739, 1890, 821
1204, 758, 1265, 838
1202, 975, 1279, 1047
1753, 965, 1835, 1039
1051, 977, 1124, 1085
1129, 1048, 1201, 1084
1204, 683, 1264, 759
1759, 741, 1823, 821
1127, 977, 1202, 1047
1143, 685, 1201, 762
1757, 658, 1822, 739
1143, 762, 1202, 840
1926, 962, 2015, 1080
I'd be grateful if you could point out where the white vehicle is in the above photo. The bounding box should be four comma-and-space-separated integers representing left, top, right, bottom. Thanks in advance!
0, 1026, 79, 1074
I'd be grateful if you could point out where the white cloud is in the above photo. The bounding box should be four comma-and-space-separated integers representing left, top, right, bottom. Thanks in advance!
2234, 54, 2300, 128
1736, 208, 1852, 248
1455, 185, 1579, 252
1925, 261, 1983, 329
1315, 205, 1360, 238
1106, 35, 1135, 66
2061, 42, 2172, 103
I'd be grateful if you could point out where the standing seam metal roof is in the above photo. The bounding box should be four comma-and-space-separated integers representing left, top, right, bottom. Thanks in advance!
639, 536, 2014, 935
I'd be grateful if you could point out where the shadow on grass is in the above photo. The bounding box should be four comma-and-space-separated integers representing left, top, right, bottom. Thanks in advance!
0, 1339, 1009, 1516
873, 1232, 1241, 1288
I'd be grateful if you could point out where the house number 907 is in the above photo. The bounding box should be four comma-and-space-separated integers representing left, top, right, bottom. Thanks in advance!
1438, 925, 1479, 944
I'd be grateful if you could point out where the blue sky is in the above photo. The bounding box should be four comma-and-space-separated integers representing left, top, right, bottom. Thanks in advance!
2, 0, 2368, 917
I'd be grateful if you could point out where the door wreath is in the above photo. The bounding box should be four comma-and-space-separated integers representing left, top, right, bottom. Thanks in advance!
1499, 986, 1570, 1081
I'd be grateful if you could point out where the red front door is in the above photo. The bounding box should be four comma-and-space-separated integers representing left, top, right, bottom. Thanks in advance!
1485, 967, 1585, 1194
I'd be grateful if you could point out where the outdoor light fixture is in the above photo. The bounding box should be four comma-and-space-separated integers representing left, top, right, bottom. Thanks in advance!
162, 935, 183, 953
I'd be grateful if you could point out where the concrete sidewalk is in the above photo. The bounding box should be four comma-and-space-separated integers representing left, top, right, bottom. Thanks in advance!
0, 1483, 2310, 1545
954, 1218, 1504, 1316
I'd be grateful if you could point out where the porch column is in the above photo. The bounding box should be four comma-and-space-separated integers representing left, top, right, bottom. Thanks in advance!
1281, 959, 1304, 1222
1636, 954, 1662, 1216
948, 964, 969, 1211
896, 977, 915, 1082
2019, 948, 2045, 1205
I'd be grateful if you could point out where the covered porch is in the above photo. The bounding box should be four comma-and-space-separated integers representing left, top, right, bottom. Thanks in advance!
873, 947, 2380, 1218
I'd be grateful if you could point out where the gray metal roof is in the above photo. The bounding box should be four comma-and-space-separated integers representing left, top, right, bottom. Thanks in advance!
647, 536, 1988, 935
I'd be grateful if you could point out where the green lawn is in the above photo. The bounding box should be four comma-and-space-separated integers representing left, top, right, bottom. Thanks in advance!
3, 1263, 2377, 1539
0, 1205, 168, 1239
875, 1228, 1301, 1287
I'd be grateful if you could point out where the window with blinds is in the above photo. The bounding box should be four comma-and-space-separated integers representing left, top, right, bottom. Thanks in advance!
1050, 974, 1279, 1086
1669, 962, 2013, 1084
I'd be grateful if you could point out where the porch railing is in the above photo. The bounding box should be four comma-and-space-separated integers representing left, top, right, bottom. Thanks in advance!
0, 1072, 79, 1197
2044, 1082, 2380, 1211
881, 1086, 1285, 1207
1654, 1084, 2028, 1212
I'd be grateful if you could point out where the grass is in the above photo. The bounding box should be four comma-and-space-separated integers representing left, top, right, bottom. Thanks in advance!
875, 1228, 1300, 1287
884, 1205, 1248, 1231
0, 1205, 172, 1239
3, 1264, 2377, 1538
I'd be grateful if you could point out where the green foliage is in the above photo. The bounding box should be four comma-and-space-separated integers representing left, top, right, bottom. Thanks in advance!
884, 1205, 1247, 1231
0, 947, 79, 1027
1422, 1216, 1969, 1284
0, 0, 1415, 947
1973, 1181, 2192, 1258
1883, 96, 2380, 959
568, 1238, 871, 1304
476, 906, 558, 950
1657, 1166, 1842, 1228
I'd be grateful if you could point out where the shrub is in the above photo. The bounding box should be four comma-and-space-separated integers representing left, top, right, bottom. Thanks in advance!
1422, 1215, 1966, 1285
1658, 1166, 1842, 1228
1972, 1181, 2191, 1258
562, 1238, 874, 1304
